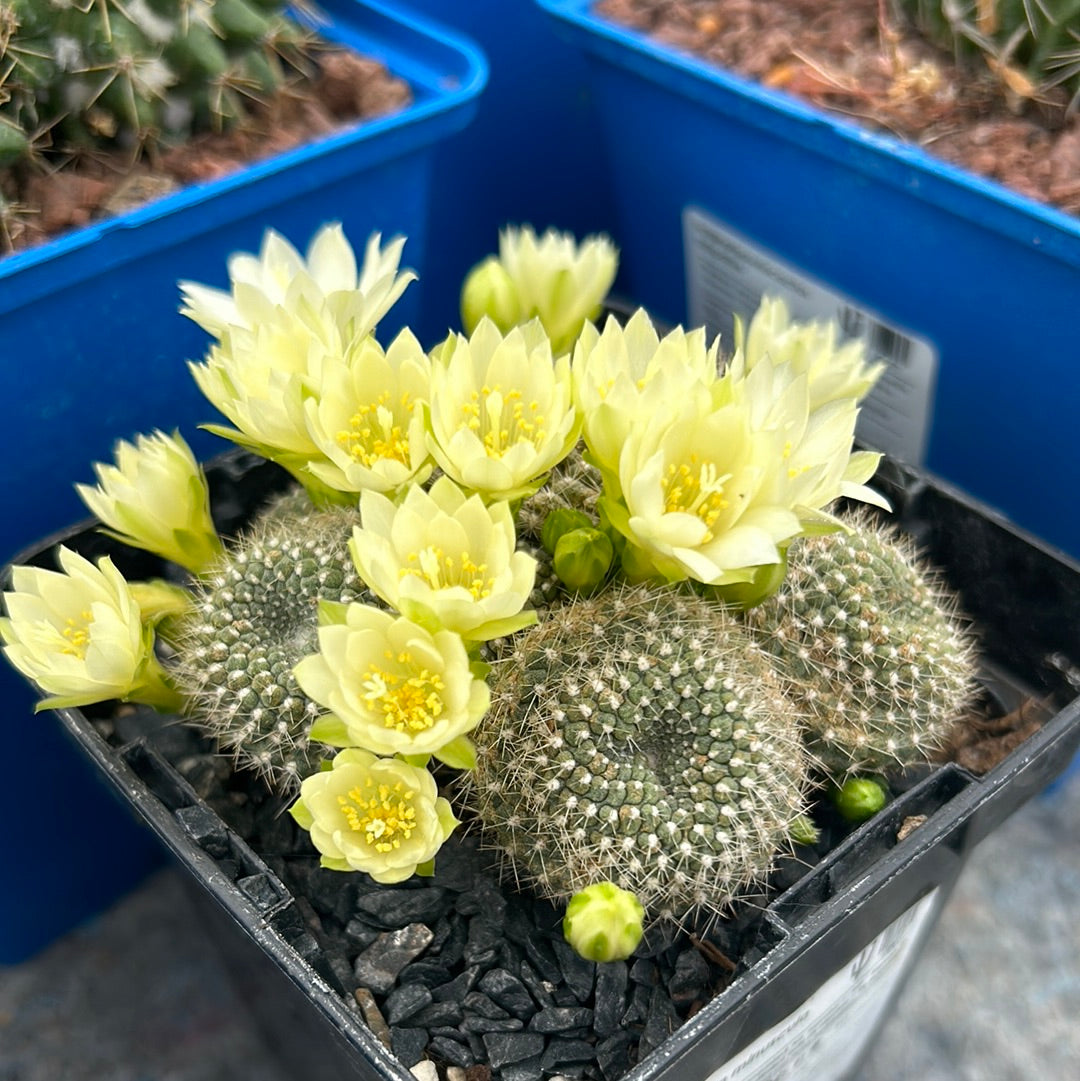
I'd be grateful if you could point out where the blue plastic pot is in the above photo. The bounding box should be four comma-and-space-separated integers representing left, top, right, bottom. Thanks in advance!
0, 0, 486, 963
536, 0, 1080, 561
393, 0, 620, 341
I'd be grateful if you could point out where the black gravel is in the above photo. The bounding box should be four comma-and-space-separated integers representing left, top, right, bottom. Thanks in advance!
101, 704, 840, 1081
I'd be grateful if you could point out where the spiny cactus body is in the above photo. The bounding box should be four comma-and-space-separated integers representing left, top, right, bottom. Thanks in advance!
895, 0, 1080, 112
746, 513, 979, 776
463, 584, 810, 924
516, 443, 603, 544
172, 494, 371, 790
0, 0, 316, 165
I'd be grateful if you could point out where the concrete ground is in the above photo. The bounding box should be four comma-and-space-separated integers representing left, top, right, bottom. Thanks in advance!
1, 772, 1077, 1081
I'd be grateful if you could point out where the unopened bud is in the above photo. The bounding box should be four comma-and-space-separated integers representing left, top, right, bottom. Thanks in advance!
563, 881, 644, 962
554, 527, 614, 594
541, 507, 594, 555
460, 256, 523, 335
832, 777, 888, 824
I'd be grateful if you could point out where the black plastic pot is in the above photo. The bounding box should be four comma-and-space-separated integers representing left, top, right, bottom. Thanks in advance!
8, 448, 1080, 1081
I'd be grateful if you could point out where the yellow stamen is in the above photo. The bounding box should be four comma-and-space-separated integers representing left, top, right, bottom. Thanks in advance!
361, 651, 446, 732
338, 779, 417, 852
459, 384, 547, 458
335, 391, 412, 467
402, 546, 493, 599
61, 609, 93, 659
660, 455, 730, 542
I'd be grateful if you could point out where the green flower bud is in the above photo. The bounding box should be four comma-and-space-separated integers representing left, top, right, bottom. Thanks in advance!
563, 881, 644, 962
553, 527, 614, 594
460, 256, 523, 335
832, 777, 888, 824
541, 507, 595, 555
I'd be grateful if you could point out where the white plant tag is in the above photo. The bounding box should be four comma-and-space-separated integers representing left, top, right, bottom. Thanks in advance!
706, 889, 942, 1081
683, 206, 938, 466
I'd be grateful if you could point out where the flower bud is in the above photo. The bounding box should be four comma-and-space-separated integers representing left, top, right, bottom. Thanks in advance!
554, 527, 614, 594
563, 881, 645, 962
832, 777, 888, 824
460, 256, 523, 335
540, 507, 594, 556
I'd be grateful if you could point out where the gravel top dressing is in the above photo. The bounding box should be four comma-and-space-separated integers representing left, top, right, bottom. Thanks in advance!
97, 700, 851, 1081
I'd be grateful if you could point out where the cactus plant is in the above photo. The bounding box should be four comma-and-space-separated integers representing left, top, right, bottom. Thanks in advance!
894, 0, 1080, 112
462, 583, 811, 924
171, 491, 372, 790
0, 0, 319, 163
745, 511, 980, 776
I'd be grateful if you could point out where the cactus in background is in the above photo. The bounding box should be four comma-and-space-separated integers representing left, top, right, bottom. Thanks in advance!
0, 0, 318, 164
462, 584, 810, 924
745, 512, 979, 776
171, 492, 372, 791
894, 0, 1080, 112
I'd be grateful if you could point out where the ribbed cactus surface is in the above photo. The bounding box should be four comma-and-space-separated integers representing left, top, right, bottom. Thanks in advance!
0, 0, 316, 166
464, 584, 810, 923
745, 513, 980, 775
173, 494, 371, 790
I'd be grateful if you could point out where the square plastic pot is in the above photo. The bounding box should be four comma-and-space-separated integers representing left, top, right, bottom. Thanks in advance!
535, 0, 1080, 563
0, 0, 486, 963
7, 446, 1080, 1081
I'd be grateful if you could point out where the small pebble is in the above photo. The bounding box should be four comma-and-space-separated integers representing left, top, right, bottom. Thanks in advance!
353, 987, 392, 1049
668, 948, 710, 1002
390, 1027, 428, 1067
542, 1037, 598, 1069
353, 923, 434, 995
528, 1006, 594, 1034
384, 982, 433, 1025
410, 1062, 439, 1081
593, 963, 628, 1036
482, 1032, 545, 1070
429, 1034, 475, 1067
355, 887, 451, 928
477, 968, 536, 1020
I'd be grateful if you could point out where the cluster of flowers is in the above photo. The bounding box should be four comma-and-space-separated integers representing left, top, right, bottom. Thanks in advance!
1, 222, 887, 898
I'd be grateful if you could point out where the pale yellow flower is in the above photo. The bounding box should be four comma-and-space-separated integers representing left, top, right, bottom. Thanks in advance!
1, 547, 182, 712
179, 224, 415, 346
181, 226, 415, 476
729, 351, 890, 524
571, 309, 720, 484
462, 225, 618, 355
303, 329, 433, 497
606, 393, 800, 586
76, 430, 223, 574
349, 477, 537, 642
732, 296, 884, 411
426, 318, 580, 503
294, 603, 489, 760
289, 748, 459, 882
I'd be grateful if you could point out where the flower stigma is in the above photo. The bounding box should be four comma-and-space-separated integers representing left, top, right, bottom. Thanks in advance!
661, 456, 731, 541
339, 779, 417, 853
361, 652, 446, 732
461, 385, 548, 458
404, 549, 493, 599
336, 391, 412, 467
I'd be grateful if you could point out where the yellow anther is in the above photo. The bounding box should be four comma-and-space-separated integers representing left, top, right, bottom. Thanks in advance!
61, 609, 93, 659
361, 655, 446, 733
335, 391, 411, 467
338, 779, 418, 851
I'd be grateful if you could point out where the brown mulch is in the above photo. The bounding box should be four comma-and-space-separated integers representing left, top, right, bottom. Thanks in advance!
943, 697, 1050, 775
596, 0, 1080, 217
0, 50, 411, 255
